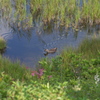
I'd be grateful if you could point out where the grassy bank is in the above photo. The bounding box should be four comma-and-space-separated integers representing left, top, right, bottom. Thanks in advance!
0, 38, 100, 99
0, 0, 100, 29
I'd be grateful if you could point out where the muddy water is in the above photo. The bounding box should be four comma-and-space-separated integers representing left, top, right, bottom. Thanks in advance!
2, 24, 99, 68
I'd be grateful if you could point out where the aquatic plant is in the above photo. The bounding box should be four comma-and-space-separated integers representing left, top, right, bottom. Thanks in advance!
0, 0, 12, 19
0, 0, 100, 30
81, 0, 100, 26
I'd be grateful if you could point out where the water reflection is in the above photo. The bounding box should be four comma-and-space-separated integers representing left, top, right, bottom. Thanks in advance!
0, 18, 12, 41
2, 23, 100, 68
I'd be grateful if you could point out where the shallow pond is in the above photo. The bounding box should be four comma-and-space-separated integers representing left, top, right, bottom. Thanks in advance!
0, 0, 100, 68
1, 21, 99, 68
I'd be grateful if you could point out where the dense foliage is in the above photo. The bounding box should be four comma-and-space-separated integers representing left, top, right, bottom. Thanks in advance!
0, 38, 100, 99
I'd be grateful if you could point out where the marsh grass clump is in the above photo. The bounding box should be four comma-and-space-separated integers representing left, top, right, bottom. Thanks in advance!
30, 0, 100, 28
81, 0, 100, 26
1, 0, 100, 30
0, 37, 6, 50
77, 37, 100, 58
0, 0, 12, 19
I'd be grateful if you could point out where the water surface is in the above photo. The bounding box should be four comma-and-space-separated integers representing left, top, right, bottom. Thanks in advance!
2, 24, 100, 68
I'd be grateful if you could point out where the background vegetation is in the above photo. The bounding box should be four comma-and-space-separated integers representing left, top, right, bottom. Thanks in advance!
0, 0, 100, 29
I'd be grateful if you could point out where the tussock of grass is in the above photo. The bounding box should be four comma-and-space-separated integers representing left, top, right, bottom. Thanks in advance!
0, 37, 6, 49
77, 38, 100, 58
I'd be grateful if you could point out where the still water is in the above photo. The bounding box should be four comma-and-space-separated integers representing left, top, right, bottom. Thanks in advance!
1, 23, 99, 68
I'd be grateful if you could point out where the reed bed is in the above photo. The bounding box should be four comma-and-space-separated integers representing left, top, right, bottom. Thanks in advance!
0, 0, 12, 20
30, 0, 100, 28
0, 0, 100, 29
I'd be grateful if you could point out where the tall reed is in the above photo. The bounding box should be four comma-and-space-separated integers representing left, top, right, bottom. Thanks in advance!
1, 0, 100, 29
0, 0, 12, 19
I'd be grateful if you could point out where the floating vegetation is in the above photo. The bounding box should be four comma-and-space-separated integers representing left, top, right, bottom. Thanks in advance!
0, 0, 100, 30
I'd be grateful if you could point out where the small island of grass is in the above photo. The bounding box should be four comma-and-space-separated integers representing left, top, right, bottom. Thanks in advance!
0, 37, 6, 50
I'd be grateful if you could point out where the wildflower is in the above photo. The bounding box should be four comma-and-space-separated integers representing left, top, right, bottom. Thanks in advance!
31, 73, 35, 76
37, 74, 42, 79
31, 71, 37, 76
36, 72, 43, 79
39, 69, 44, 74
31, 69, 45, 79
39, 69, 44, 72
36, 69, 44, 78
48, 75, 52, 79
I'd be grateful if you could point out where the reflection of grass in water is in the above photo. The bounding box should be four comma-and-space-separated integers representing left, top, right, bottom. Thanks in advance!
0, 18, 12, 41
0, 0, 100, 29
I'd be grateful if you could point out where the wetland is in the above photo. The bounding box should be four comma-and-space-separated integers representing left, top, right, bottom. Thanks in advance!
0, 0, 100, 67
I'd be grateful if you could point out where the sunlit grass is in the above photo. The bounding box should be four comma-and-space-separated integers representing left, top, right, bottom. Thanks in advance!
77, 37, 100, 59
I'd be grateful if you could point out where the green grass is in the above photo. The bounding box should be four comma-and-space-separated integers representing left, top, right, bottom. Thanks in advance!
0, 37, 100, 99
0, 55, 32, 82
0, 0, 100, 29
77, 37, 100, 59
